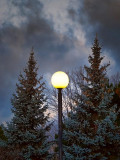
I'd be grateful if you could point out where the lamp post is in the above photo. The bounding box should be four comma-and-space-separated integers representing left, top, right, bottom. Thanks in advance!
51, 71, 69, 160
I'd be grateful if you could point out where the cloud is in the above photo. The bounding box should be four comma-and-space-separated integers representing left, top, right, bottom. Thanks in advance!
0, 0, 89, 123
68, 0, 120, 71
2, 0, 117, 123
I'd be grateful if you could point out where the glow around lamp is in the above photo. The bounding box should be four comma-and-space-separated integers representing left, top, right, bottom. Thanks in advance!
51, 71, 69, 89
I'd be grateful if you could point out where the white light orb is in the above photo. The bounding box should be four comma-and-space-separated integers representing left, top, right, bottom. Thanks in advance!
51, 71, 69, 89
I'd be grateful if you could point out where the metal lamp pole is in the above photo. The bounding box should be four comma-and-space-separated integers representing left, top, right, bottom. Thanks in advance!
51, 71, 69, 160
58, 88, 63, 160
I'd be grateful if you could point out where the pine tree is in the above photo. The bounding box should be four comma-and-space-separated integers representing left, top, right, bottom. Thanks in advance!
0, 126, 7, 142
63, 36, 120, 160
1, 50, 52, 160
110, 82, 120, 126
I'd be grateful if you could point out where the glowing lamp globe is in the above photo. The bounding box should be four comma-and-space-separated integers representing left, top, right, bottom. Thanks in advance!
51, 71, 69, 89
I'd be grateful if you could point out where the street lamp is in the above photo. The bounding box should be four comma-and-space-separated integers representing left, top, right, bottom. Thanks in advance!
51, 71, 69, 160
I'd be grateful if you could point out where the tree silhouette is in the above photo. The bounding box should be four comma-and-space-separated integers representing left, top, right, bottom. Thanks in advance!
63, 36, 120, 160
0, 50, 52, 160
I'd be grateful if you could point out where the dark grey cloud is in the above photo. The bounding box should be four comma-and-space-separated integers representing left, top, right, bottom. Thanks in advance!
2, 0, 119, 123
0, 0, 77, 123
68, 0, 120, 69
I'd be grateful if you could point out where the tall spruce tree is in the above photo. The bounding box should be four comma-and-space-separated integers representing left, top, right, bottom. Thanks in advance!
63, 37, 120, 160
1, 50, 52, 160
110, 82, 120, 126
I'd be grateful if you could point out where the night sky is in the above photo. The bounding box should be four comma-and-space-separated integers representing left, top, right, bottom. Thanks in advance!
0, 0, 120, 124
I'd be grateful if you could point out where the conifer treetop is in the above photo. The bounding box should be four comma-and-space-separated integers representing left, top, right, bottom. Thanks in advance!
84, 36, 110, 84
82, 36, 110, 107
